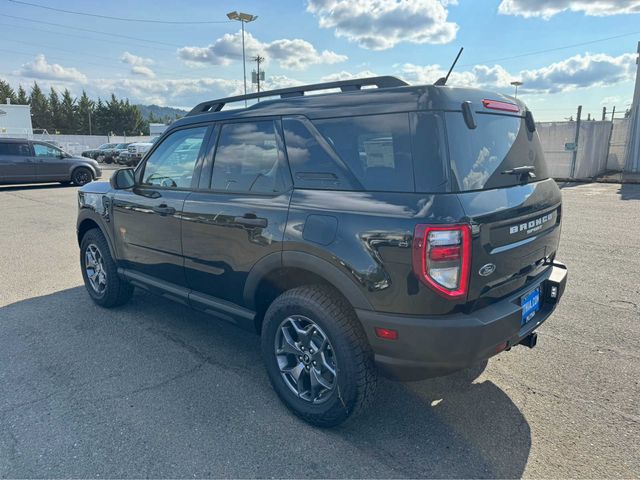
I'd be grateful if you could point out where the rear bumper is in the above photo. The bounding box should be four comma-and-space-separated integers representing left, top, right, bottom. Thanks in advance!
356, 261, 567, 381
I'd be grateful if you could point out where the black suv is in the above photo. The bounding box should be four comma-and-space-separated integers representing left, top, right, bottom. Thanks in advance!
76, 77, 567, 427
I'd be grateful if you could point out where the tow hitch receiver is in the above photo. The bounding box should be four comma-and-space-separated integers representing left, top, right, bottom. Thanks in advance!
519, 332, 538, 349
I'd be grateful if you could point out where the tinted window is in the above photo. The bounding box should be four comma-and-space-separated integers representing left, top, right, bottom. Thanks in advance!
446, 112, 549, 192
410, 112, 448, 193
313, 113, 414, 192
142, 126, 207, 189
33, 143, 62, 157
0, 142, 30, 156
211, 121, 289, 194
282, 117, 357, 191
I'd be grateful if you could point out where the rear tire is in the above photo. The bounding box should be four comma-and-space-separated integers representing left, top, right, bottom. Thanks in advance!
80, 228, 133, 308
261, 285, 377, 427
72, 167, 93, 186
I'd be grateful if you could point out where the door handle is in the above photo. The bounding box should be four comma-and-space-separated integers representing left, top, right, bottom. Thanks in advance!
234, 215, 267, 228
153, 204, 176, 215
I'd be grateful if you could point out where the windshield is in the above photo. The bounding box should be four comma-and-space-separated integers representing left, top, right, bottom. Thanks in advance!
446, 112, 549, 192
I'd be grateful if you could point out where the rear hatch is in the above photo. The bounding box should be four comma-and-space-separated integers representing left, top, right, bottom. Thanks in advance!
445, 101, 562, 306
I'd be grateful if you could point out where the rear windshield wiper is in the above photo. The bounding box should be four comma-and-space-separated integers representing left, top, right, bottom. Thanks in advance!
501, 166, 536, 181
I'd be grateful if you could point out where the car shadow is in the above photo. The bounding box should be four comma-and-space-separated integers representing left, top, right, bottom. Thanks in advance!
0, 287, 531, 478
0, 182, 73, 192
618, 182, 640, 200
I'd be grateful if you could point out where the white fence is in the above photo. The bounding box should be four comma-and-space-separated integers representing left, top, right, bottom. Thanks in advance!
0, 133, 151, 155
537, 119, 630, 179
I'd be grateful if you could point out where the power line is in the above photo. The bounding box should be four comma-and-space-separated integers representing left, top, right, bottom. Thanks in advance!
0, 14, 185, 48
7, 0, 234, 24
461, 30, 640, 67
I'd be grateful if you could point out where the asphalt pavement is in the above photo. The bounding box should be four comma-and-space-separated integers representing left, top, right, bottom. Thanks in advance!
0, 180, 638, 478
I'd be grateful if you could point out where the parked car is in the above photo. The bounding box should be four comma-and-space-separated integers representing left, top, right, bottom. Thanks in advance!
76, 76, 567, 427
1, 138, 101, 185
103, 143, 131, 164
125, 137, 159, 163
82, 143, 117, 160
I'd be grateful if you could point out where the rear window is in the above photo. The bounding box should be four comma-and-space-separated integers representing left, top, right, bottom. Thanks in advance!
313, 113, 414, 192
446, 112, 549, 192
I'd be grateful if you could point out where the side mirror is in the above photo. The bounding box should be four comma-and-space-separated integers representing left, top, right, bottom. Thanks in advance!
110, 168, 135, 190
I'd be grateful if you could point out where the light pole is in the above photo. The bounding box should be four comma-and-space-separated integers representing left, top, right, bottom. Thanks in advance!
510, 81, 523, 99
227, 11, 258, 106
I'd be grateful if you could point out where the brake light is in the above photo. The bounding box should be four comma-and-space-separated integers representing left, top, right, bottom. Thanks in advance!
482, 99, 520, 113
412, 224, 471, 298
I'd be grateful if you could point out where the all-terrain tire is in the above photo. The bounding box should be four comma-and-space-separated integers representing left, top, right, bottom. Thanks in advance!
80, 228, 134, 308
261, 285, 377, 427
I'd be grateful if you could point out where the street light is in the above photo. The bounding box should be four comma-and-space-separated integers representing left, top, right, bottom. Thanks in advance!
227, 11, 258, 106
510, 80, 523, 99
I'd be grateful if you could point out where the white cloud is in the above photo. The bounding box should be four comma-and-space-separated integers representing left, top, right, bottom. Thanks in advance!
400, 52, 635, 94
306, 0, 458, 50
177, 31, 347, 70
498, 0, 640, 18
320, 70, 378, 82
121, 52, 156, 78
16, 54, 87, 83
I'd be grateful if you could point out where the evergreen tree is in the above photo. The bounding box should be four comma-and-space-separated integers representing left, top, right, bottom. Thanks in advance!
29, 82, 51, 132
77, 90, 94, 135
16, 85, 29, 105
59, 89, 78, 134
0, 79, 17, 104
49, 87, 62, 133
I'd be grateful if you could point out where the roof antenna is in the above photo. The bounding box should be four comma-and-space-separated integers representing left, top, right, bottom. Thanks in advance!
435, 47, 464, 86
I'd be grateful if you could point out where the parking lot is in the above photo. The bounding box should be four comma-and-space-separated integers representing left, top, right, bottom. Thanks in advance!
0, 180, 638, 478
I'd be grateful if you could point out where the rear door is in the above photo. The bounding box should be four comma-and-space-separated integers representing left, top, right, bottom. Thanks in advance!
0, 141, 36, 183
444, 107, 562, 304
181, 118, 292, 308
33, 142, 70, 181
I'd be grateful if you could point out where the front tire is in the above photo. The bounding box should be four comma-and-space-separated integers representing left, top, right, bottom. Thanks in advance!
72, 167, 93, 186
261, 286, 377, 427
80, 228, 133, 308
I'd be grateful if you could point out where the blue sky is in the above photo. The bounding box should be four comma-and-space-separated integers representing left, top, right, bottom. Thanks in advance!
1, 0, 639, 120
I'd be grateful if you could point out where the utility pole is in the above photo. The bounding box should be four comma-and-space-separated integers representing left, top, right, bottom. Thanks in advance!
252, 55, 265, 93
570, 105, 582, 179
602, 107, 607, 121
624, 41, 640, 173
88, 109, 92, 135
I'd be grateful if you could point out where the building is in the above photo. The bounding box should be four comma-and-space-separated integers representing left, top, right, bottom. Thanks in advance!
149, 123, 168, 136
0, 102, 33, 136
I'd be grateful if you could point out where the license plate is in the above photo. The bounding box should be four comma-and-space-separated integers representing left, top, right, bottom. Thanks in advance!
521, 287, 541, 325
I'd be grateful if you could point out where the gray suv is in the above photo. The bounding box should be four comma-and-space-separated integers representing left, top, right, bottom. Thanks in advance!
0, 138, 101, 186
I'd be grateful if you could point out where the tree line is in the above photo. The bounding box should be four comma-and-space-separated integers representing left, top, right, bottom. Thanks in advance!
0, 79, 155, 136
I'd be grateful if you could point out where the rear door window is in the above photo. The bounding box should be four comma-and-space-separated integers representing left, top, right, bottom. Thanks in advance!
313, 113, 414, 192
0, 142, 31, 156
211, 120, 290, 194
446, 112, 549, 192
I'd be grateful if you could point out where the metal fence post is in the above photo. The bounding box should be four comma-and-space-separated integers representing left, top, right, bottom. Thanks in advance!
570, 105, 582, 179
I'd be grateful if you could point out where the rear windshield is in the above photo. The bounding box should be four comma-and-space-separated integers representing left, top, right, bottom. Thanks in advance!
445, 112, 548, 192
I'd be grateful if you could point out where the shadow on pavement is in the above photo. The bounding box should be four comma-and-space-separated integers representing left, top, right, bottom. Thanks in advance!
618, 183, 640, 200
0, 183, 73, 192
0, 287, 531, 478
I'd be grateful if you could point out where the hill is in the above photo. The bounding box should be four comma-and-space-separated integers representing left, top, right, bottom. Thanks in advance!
136, 104, 189, 123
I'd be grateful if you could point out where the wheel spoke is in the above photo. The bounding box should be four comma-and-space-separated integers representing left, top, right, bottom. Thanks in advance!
283, 362, 304, 383
278, 327, 303, 355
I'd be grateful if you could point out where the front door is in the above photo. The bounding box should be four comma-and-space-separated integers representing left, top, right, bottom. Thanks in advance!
0, 140, 36, 183
182, 119, 292, 307
112, 125, 211, 287
33, 142, 70, 181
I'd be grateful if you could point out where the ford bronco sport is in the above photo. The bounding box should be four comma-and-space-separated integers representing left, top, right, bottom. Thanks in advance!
76, 76, 567, 427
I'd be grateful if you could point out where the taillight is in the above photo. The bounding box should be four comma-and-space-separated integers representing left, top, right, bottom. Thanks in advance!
412, 224, 471, 298
482, 99, 520, 113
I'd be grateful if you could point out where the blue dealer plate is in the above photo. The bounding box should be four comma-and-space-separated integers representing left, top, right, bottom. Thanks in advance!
521, 287, 541, 325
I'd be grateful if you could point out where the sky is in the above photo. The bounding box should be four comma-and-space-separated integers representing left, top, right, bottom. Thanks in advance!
1, 0, 639, 121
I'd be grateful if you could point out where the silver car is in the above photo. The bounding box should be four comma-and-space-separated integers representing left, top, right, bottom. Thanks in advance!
0, 138, 101, 186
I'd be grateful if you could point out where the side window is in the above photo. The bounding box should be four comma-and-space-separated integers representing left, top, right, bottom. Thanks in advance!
313, 113, 414, 192
33, 143, 61, 157
211, 121, 289, 194
282, 117, 356, 191
142, 126, 207, 189
0, 142, 31, 156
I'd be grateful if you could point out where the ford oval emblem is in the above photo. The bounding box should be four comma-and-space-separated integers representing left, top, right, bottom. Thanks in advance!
479, 263, 496, 277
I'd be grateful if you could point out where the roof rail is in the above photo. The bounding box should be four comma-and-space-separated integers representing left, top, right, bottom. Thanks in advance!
186, 76, 409, 116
